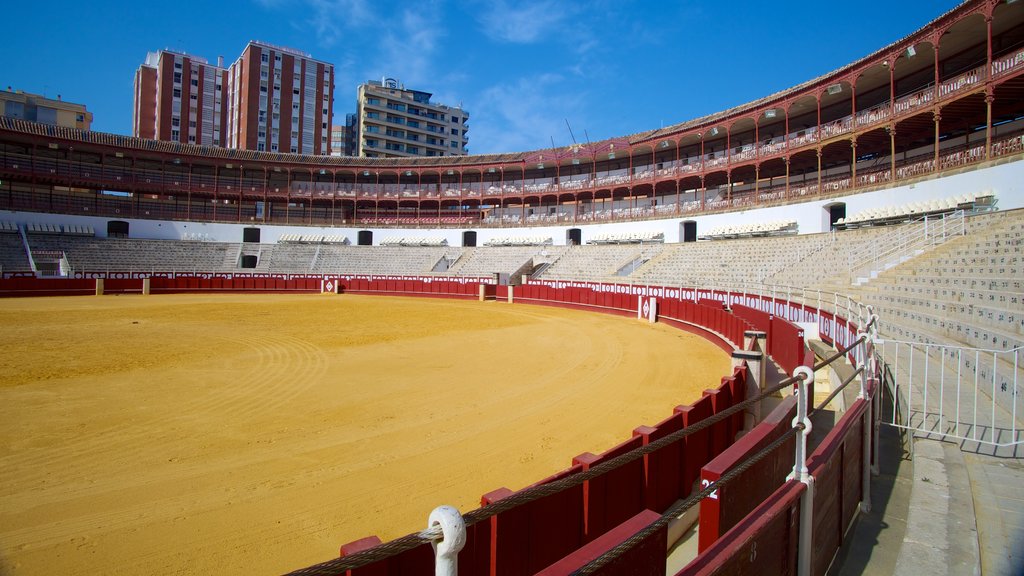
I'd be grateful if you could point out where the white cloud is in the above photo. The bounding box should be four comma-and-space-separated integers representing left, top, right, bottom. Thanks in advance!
470, 74, 587, 154
365, 4, 445, 88
298, 0, 374, 49
477, 0, 573, 44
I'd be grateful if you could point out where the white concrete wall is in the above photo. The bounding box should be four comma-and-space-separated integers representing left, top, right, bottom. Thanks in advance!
2, 159, 1021, 245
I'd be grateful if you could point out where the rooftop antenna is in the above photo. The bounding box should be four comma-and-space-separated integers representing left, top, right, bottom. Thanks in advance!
565, 119, 578, 145
550, 135, 556, 150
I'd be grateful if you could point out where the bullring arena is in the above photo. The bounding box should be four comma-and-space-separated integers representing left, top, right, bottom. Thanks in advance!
0, 294, 728, 575
2, 0, 1024, 574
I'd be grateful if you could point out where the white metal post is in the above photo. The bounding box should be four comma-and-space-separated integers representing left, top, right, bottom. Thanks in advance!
427, 505, 466, 576
790, 366, 815, 576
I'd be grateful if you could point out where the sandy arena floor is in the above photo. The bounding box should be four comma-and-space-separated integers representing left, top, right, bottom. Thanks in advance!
0, 293, 730, 575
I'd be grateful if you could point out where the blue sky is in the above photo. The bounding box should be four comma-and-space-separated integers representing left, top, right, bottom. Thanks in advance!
6, 0, 960, 154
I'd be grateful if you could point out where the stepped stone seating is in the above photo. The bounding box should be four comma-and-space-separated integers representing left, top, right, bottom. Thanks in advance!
700, 220, 797, 240
484, 235, 552, 247
588, 231, 664, 244
836, 190, 996, 229
844, 209, 1024, 350
313, 246, 451, 275
380, 235, 447, 247
448, 246, 561, 277
636, 234, 828, 288
538, 244, 663, 281
0, 231, 31, 272
27, 235, 241, 274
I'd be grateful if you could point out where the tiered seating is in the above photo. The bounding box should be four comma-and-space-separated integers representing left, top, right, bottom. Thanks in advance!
64, 225, 96, 236
279, 233, 331, 243
27, 223, 62, 234
1, 221, 19, 233
448, 245, 563, 277
0, 229, 31, 273
312, 246, 451, 275
23, 222, 95, 236
636, 234, 829, 287
700, 220, 797, 240
256, 243, 318, 272
27, 236, 241, 273
484, 235, 552, 246
323, 235, 348, 244
539, 244, 664, 281
836, 191, 996, 229
380, 236, 447, 247
846, 210, 1023, 349
589, 231, 664, 244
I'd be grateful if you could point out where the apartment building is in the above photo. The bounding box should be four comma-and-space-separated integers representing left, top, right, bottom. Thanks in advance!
354, 78, 468, 158
132, 50, 227, 146
227, 41, 334, 155
1, 88, 92, 130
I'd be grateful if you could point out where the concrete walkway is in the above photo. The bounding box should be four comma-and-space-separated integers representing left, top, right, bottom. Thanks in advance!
832, 430, 1024, 576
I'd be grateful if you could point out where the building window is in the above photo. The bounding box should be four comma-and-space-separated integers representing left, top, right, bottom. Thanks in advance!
173, 72, 182, 83
261, 53, 269, 63
173, 88, 181, 98
171, 117, 180, 127
174, 62, 182, 69
451, 128, 457, 135
171, 129, 180, 139
191, 79, 199, 87
189, 120, 197, 128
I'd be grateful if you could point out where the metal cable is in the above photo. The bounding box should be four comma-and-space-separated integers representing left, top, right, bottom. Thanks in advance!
811, 365, 865, 415
572, 425, 803, 574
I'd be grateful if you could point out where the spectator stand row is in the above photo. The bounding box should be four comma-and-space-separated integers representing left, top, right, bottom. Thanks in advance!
483, 235, 553, 247
25, 222, 95, 236
699, 220, 797, 240
380, 235, 448, 247
835, 190, 996, 229
278, 233, 349, 244
588, 231, 664, 245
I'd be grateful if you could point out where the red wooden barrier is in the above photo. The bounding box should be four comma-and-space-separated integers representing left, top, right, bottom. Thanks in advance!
633, 413, 685, 512
769, 316, 806, 376
676, 395, 712, 497
572, 435, 646, 542
481, 480, 585, 576
697, 395, 797, 552
806, 398, 867, 576
678, 480, 803, 576
535, 509, 665, 576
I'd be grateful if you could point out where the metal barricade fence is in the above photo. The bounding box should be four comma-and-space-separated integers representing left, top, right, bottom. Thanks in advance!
877, 339, 1022, 451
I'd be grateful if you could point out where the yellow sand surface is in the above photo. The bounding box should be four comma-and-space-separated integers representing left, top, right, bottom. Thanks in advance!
0, 294, 729, 575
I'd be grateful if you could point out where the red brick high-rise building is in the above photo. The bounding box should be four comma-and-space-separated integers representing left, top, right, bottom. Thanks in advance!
227, 41, 334, 155
133, 50, 228, 147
